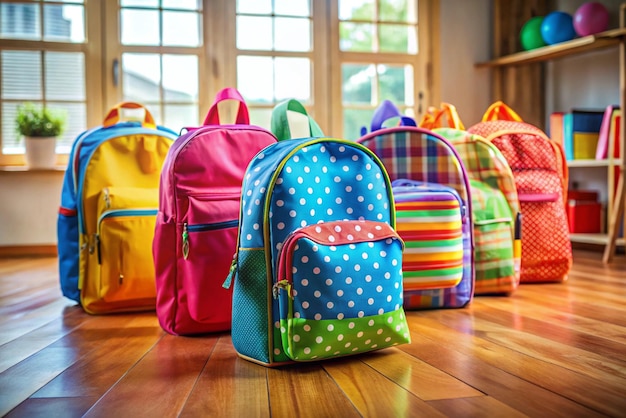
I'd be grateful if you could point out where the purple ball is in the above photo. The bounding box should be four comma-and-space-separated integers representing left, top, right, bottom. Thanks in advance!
574, 2, 610, 36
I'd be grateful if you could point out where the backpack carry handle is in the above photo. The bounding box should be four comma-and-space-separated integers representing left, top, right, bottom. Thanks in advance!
418, 103, 465, 130
437, 103, 465, 130
103, 102, 156, 129
203, 87, 250, 125
362, 100, 416, 135
482, 101, 523, 122
271, 99, 324, 141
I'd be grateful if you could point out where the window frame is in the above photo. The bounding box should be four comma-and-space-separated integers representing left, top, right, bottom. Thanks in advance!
0, 0, 103, 167
0, 0, 438, 167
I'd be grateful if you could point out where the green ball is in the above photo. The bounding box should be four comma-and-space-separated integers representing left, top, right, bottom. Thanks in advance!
520, 16, 547, 50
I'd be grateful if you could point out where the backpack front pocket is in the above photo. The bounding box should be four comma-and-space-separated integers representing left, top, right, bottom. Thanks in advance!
178, 193, 239, 324
393, 184, 465, 291
97, 209, 158, 302
470, 179, 517, 293
274, 220, 410, 361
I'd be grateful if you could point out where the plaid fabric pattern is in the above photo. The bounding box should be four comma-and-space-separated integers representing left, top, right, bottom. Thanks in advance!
358, 127, 474, 309
468, 120, 572, 283
435, 127, 520, 295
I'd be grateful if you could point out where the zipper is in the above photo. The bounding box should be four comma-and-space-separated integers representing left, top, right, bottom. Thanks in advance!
473, 217, 513, 226
393, 184, 467, 220
518, 192, 559, 203
181, 219, 239, 260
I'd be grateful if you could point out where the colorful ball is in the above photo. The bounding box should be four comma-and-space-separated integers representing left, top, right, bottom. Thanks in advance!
541, 11, 577, 45
573, 2, 609, 36
520, 16, 547, 50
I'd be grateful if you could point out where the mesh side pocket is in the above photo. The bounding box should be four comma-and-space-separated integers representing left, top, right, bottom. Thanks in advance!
231, 248, 271, 364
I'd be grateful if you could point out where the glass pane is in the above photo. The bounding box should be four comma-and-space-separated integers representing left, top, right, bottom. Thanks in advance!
164, 104, 198, 133
1, 102, 21, 153
45, 52, 85, 101
274, 17, 310, 52
275, 0, 310, 17
120, 0, 158, 7
48, 101, 86, 153
44, 0, 84, 3
343, 108, 373, 140
163, 11, 200, 47
237, 0, 271, 15
342, 64, 374, 104
163, 54, 198, 101
122, 53, 161, 102
237, 16, 272, 50
380, 0, 409, 22
121, 9, 159, 45
248, 108, 272, 130
339, 22, 373, 52
162, 0, 201, 11
379, 24, 416, 53
379, 64, 413, 105
339, 0, 374, 20
275, 57, 310, 101
1, 50, 42, 100
237, 56, 273, 103
43, 4, 84, 42
0, 3, 41, 40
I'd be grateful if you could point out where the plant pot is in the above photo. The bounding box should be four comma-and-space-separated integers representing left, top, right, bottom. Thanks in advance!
24, 136, 57, 169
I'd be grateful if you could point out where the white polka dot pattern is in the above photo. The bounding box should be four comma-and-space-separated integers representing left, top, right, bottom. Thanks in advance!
274, 220, 410, 360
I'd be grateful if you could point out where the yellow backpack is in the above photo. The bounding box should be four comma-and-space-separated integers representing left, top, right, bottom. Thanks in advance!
58, 102, 177, 314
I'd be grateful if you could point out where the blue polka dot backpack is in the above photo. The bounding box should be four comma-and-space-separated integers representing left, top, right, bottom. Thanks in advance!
224, 100, 411, 366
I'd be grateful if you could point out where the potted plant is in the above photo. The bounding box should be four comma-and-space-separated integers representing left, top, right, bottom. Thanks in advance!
15, 102, 66, 168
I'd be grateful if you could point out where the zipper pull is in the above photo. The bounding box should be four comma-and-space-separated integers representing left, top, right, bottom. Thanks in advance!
103, 188, 111, 209
88, 234, 96, 254
182, 223, 189, 260
272, 280, 291, 299
96, 235, 101, 264
222, 253, 238, 289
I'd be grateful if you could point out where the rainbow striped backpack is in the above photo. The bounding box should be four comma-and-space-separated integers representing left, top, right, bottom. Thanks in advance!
358, 101, 474, 309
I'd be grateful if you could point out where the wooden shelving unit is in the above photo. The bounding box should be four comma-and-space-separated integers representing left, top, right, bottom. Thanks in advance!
476, 21, 626, 263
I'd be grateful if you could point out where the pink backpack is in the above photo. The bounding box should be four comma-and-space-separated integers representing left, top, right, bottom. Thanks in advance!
153, 88, 277, 335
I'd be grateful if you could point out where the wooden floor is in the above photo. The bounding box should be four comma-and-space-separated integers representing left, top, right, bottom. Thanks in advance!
1, 251, 625, 417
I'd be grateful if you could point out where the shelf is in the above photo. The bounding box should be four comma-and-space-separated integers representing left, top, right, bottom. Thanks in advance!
476, 28, 626, 68
570, 233, 625, 246
567, 159, 611, 168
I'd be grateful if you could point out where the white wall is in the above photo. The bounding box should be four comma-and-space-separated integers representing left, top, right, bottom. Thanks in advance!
438, 0, 493, 127
0, 171, 64, 246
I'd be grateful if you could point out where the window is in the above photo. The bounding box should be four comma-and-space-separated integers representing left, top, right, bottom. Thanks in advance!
0, 0, 92, 165
234, 0, 317, 128
104, 0, 203, 131
0, 0, 434, 166
332, 0, 421, 139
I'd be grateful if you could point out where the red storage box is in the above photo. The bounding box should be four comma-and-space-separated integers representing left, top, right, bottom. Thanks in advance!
567, 201, 602, 233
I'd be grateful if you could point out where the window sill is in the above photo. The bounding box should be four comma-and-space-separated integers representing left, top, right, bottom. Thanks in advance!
0, 165, 66, 173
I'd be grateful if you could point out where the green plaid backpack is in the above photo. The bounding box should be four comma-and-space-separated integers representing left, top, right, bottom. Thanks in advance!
422, 103, 521, 295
